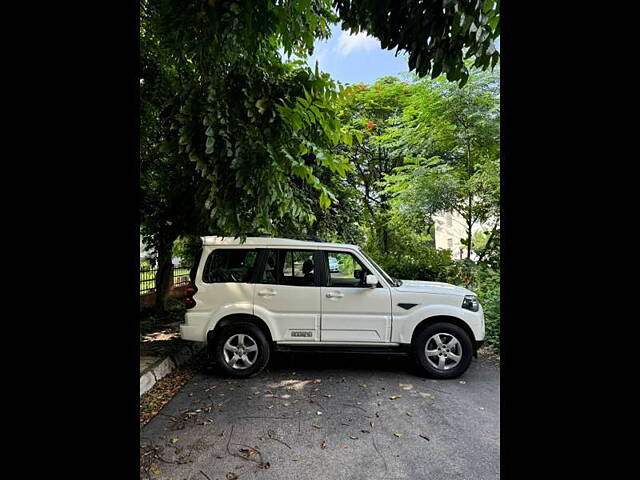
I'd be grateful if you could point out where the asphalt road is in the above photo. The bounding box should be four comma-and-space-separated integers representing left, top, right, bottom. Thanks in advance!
140, 352, 499, 480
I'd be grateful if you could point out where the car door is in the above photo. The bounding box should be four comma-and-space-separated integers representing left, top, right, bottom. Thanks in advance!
252, 248, 323, 342
319, 250, 392, 343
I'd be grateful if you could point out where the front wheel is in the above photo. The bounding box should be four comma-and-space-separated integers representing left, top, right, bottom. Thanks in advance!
212, 322, 270, 378
412, 322, 473, 379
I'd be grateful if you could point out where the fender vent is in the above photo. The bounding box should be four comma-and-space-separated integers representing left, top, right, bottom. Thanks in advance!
398, 303, 418, 310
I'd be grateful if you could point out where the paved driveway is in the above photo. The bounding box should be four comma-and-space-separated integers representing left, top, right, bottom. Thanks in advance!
140, 352, 499, 480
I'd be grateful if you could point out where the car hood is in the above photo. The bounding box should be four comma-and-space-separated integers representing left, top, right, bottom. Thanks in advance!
395, 279, 474, 297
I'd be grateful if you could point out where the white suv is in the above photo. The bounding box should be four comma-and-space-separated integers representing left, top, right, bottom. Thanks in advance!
181, 237, 484, 379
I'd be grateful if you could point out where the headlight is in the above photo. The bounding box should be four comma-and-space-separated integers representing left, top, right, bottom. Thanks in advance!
461, 295, 479, 312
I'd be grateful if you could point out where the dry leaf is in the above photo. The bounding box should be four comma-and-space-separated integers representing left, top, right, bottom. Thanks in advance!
406, 412, 413, 417
226, 473, 238, 480
339, 444, 348, 448
323, 394, 333, 398
149, 464, 161, 475
312, 424, 321, 429
389, 395, 401, 400
239, 448, 258, 457
292, 456, 302, 461
359, 384, 368, 388
170, 438, 178, 444
349, 436, 359, 440
321, 440, 328, 449
394, 433, 402, 437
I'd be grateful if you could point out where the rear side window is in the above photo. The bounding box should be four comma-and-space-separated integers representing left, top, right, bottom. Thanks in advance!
202, 249, 258, 283
261, 249, 317, 286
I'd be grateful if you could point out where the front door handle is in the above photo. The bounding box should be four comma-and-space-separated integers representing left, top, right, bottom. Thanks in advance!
258, 289, 277, 297
326, 291, 344, 299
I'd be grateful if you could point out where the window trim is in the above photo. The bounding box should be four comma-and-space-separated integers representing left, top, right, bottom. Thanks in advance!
255, 248, 323, 287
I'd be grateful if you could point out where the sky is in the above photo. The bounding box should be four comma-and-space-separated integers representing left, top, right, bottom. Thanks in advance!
302, 24, 411, 85
293, 25, 500, 86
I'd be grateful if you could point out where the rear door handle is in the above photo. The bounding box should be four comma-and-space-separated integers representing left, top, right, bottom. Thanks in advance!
326, 291, 344, 298
258, 289, 277, 297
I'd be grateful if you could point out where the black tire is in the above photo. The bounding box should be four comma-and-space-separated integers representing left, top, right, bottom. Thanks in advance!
412, 322, 473, 379
211, 322, 270, 378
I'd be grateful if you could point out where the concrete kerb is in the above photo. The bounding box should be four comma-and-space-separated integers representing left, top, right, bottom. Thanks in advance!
140, 342, 206, 396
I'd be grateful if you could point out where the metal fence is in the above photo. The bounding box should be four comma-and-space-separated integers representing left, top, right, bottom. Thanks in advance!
140, 265, 190, 295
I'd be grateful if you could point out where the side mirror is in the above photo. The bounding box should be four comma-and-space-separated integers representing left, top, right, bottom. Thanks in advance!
365, 274, 379, 287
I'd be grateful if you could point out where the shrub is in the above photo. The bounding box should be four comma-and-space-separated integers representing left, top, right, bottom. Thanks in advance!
370, 245, 458, 283
469, 266, 500, 353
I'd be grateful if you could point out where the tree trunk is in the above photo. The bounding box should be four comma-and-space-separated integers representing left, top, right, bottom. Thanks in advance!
154, 236, 175, 312
466, 142, 473, 260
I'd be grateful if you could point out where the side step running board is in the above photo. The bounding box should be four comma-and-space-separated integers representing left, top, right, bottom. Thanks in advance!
273, 345, 411, 356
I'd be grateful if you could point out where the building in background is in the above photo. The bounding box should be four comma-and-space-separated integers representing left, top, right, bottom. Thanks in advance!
432, 212, 495, 260
433, 212, 467, 259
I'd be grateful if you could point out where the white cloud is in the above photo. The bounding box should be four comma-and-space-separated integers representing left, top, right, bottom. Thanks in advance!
335, 30, 379, 56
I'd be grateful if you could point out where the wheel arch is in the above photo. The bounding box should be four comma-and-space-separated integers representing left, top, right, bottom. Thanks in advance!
206, 313, 274, 348
411, 315, 478, 354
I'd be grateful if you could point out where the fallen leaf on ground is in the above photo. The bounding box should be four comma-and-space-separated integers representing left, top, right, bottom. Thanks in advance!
314, 379, 321, 383
149, 464, 161, 475
419, 434, 430, 441
370, 421, 375, 429
339, 444, 348, 448
323, 394, 333, 398
394, 433, 402, 437
292, 456, 302, 461
321, 440, 328, 449
349, 436, 359, 440
170, 438, 178, 444
312, 424, 321, 429
359, 384, 368, 388
226, 473, 238, 480
239, 448, 258, 457
389, 395, 401, 400
406, 412, 413, 417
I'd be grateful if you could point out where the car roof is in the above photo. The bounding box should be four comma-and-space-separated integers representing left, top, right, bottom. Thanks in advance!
200, 236, 359, 250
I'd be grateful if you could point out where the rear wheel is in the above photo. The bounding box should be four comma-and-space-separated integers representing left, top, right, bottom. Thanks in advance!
212, 322, 270, 378
412, 322, 473, 379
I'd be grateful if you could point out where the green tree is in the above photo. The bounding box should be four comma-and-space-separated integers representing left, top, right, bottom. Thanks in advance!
336, 78, 414, 253
143, 0, 349, 239
140, 15, 210, 310
334, 0, 500, 85
385, 69, 500, 259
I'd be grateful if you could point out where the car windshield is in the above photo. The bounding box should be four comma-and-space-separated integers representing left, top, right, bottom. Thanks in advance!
360, 251, 402, 287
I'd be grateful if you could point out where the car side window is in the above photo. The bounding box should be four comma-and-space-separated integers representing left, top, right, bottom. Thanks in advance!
202, 249, 258, 283
261, 249, 316, 286
326, 251, 371, 288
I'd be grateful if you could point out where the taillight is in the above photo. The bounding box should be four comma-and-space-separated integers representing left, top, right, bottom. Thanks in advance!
184, 283, 198, 309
